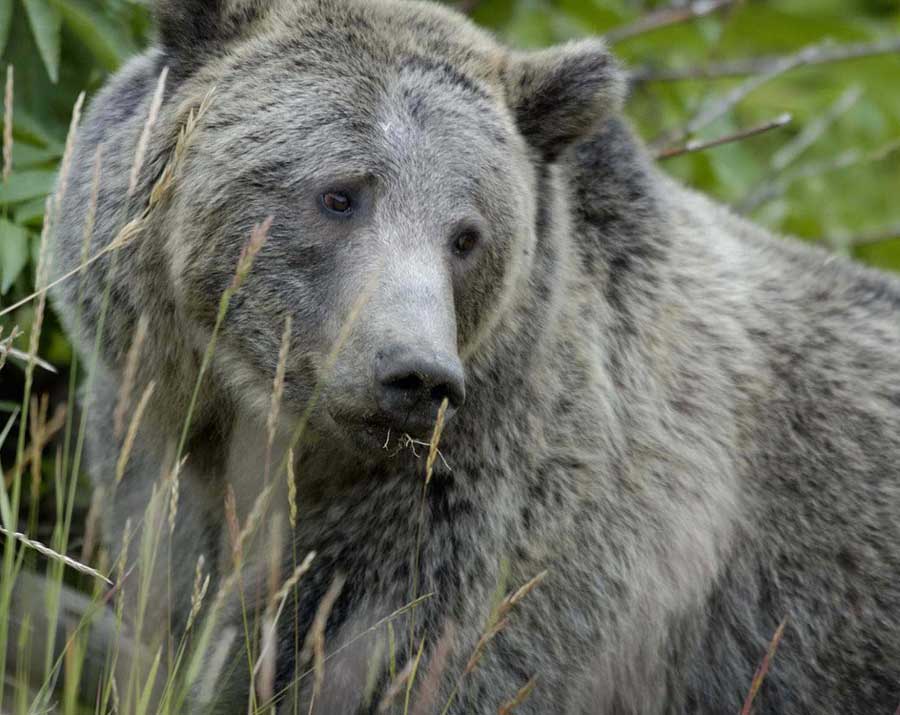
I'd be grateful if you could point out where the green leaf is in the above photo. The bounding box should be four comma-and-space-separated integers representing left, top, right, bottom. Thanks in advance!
51, 0, 136, 70
0, 169, 56, 204
12, 141, 60, 169
22, 0, 63, 83
0, 217, 30, 293
13, 195, 47, 226
0, 0, 13, 58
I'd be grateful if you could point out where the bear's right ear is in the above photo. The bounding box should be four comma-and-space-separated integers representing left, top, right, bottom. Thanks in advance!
504, 39, 626, 162
155, 0, 272, 71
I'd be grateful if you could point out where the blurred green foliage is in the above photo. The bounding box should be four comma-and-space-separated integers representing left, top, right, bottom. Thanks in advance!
0, 0, 899, 367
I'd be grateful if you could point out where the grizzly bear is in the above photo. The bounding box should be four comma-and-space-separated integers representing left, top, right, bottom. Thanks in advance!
49, 0, 900, 713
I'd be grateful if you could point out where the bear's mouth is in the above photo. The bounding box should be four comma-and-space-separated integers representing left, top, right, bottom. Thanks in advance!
328, 410, 441, 455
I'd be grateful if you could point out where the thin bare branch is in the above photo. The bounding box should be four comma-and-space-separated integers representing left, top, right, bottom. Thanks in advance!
829, 223, 900, 249
657, 112, 792, 160
771, 87, 863, 172
652, 40, 837, 150
632, 36, 900, 82
739, 86, 864, 212
737, 137, 900, 214
607, 0, 736, 44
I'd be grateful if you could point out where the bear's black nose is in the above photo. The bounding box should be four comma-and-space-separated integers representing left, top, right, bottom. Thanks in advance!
374, 347, 465, 435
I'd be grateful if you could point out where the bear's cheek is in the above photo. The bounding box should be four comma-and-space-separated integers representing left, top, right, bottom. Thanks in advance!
453, 241, 514, 347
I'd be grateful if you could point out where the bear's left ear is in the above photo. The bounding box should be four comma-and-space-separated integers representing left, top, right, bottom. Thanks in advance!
504, 39, 626, 162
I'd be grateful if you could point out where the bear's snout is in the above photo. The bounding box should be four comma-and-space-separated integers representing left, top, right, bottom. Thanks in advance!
373, 345, 465, 436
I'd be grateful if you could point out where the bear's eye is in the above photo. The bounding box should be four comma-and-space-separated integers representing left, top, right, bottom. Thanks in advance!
453, 229, 481, 256
321, 191, 353, 216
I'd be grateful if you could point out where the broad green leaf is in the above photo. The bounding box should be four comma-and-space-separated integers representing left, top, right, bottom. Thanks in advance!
12, 141, 60, 169
13, 195, 47, 226
0, 0, 13, 59
0, 169, 56, 204
0, 217, 30, 293
51, 0, 137, 70
22, 0, 63, 83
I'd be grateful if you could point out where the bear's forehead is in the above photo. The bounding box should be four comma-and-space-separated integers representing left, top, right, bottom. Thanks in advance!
231, 0, 508, 98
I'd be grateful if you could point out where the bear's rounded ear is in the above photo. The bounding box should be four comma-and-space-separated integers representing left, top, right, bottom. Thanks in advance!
504, 39, 626, 162
155, 0, 272, 72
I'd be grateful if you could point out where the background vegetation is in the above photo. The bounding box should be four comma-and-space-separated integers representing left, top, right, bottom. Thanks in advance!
0, 0, 898, 711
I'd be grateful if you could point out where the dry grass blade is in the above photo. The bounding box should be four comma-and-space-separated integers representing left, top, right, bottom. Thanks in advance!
376, 637, 424, 714
498, 677, 538, 715
0, 526, 113, 586
266, 315, 293, 480
253, 552, 316, 702
740, 618, 787, 715
377, 651, 418, 714
115, 314, 150, 439
440, 571, 546, 715
0, 87, 215, 320
410, 623, 455, 715
232, 216, 273, 292
2, 347, 57, 374
0, 325, 21, 371
300, 574, 347, 704
80, 486, 106, 563
287, 448, 298, 529
114, 381, 156, 486
149, 85, 215, 207
168, 455, 188, 535
129, 67, 169, 196
426, 398, 450, 486
225, 485, 241, 568
186, 555, 210, 632
55, 91, 86, 216
25, 396, 66, 498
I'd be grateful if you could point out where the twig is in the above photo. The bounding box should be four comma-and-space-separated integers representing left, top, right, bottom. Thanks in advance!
828, 223, 900, 249
772, 87, 863, 172
739, 86, 864, 212
740, 619, 787, 715
632, 36, 900, 82
606, 0, 736, 44
656, 113, 792, 160
736, 137, 900, 214
652, 40, 834, 150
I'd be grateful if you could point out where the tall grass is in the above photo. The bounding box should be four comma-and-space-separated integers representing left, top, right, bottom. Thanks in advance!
0, 70, 553, 715
0, 55, 804, 713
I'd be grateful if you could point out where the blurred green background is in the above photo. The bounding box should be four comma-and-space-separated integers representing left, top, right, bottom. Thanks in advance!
1, 0, 899, 478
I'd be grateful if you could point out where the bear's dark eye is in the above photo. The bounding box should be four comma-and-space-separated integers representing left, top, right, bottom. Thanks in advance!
453, 229, 481, 256
321, 191, 353, 216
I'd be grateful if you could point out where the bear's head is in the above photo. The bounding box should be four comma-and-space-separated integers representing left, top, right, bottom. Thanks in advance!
155, 0, 624, 451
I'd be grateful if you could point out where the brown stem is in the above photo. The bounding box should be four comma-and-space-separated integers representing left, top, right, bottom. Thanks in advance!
632, 36, 900, 82
607, 0, 737, 44
656, 113, 792, 160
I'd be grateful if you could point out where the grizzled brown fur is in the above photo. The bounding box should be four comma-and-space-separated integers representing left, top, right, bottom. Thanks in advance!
51, 0, 900, 713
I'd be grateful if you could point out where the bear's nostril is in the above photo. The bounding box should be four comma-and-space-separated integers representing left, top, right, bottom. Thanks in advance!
387, 374, 424, 393
374, 347, 466, 433
431, 383, 453, 405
